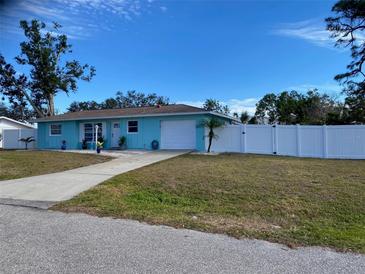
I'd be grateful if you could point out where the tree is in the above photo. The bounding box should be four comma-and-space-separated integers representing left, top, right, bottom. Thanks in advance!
0, 20, 95, 118
115, 90, 169, 108
300, 90, 343, 125
326, 103, 348, 125
67, 91, 170, 112
0, 103, 7, 116
67, 100, 100, 112
240, 111, 250, 123
248, 116, 258, 124
344, 82, 364, 123
326, 0, 365, 123
222, 105, 230, 115
100, 98, 119, 109
276, 91, 303, 124
203, 99, 230, 115
19, 136, 35, 150
201, 117, 225, 153
0, 101, 34, 122
254, 90, 344, 125
255, 93, 278, 124
0, 55, 34, 120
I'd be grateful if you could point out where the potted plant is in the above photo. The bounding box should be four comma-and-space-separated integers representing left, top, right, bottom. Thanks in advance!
96, 137, 104, 153
151, 140, 159, 150
81, 139, 88, 150
61, 140, 66, 150
118, 136, 127, 150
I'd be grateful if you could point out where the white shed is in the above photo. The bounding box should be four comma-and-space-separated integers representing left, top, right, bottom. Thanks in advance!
0, 116, 36, 148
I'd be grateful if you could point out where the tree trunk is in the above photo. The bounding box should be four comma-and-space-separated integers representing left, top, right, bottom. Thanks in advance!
48, 94, 55, 116
21, 89, 45, 118
207, 136, 212, 153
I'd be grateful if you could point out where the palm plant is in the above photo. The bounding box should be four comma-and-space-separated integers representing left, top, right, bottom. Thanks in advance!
19, 136, 35, 150
201, 118, 224, 153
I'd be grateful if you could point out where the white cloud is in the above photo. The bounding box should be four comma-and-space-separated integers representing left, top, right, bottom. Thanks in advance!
160, 6, 167, 12
0, 0, 159, 40
285, 83, 343, 94
54, 0, 143, 17
178, 98, 259, 116
20, 1, 70, 21
272, 19, 334, 48
273, 18, 365, 49
226, 98, 258, 116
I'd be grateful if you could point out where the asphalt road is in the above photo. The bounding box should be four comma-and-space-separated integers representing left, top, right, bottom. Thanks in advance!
0, 204, 364, 274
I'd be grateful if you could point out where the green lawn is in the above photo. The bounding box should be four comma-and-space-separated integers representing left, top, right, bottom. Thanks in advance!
0, 150, 111, 180
54, 154, 365, 253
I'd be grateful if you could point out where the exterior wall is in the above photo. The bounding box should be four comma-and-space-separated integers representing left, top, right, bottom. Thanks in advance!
36, 114, 223, 151
37, 121, 79, 149
0, 118, 35, 148
118, 115, 207, 151
2, 129, 37, 149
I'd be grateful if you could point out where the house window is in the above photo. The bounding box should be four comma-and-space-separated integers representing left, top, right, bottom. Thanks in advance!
127, 120, 138, 133
84, 123, 93, 141
50, 124, 62, 136
83, 122, 103, 142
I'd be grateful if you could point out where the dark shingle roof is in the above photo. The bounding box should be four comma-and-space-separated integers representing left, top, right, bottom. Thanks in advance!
35, 104, 209, 122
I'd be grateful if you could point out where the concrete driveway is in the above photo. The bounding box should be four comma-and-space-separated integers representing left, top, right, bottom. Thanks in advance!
0, 150, 186, 206
0, 204, 364, 274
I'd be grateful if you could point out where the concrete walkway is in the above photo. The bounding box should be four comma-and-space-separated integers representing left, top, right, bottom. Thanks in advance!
0, 150, 186, 204
0, 204, 364, 274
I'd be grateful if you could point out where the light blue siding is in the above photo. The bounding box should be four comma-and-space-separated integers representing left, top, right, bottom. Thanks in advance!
37, 114, 227, 151
37, 121, 79, 149
118, 115, 207, 150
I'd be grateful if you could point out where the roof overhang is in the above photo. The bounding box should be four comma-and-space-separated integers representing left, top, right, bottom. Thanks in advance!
34, 111, 240, 123
208, 112, 241, 123
0, 116, 35, 128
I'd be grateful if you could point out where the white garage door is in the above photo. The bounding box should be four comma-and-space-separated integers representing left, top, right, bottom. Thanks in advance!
160, 120, 196, 149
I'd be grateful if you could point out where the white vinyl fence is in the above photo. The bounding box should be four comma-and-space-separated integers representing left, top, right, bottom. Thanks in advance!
206, 124, 365, 159
1, 128, 37, 149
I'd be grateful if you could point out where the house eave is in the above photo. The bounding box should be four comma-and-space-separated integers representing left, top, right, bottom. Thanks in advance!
34, 111, 237, 123
208, 112, 241, 123
0, 116, 35, 128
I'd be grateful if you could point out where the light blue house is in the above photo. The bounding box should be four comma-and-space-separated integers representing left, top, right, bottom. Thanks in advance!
35, 104, 236, 151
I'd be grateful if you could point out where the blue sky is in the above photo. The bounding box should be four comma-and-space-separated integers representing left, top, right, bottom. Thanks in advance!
0, 0, 350, 114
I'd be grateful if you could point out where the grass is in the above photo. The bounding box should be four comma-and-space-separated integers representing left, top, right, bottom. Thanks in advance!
0, 150, 111, 180
54, 154, 365, 253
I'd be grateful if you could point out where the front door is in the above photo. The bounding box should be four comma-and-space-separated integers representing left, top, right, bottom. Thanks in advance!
111, 122, 120, 147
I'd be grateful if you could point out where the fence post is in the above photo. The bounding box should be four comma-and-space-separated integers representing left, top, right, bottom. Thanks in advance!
296, 124, 301, 157
242, 124, 246, 153
272, 124, 278, 155
323, 125, 328, 158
